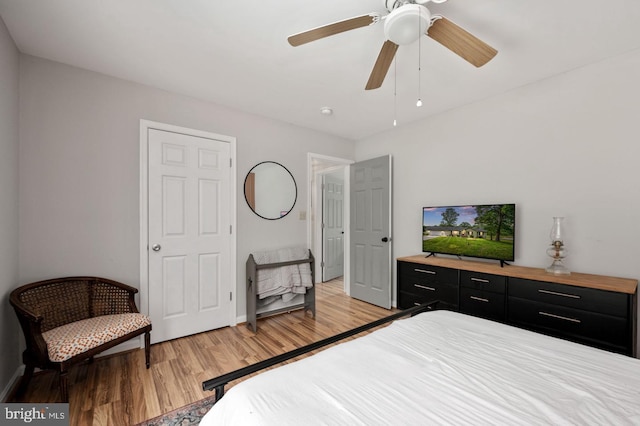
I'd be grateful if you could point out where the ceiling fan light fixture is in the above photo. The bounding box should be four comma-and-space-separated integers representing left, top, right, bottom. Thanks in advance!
384, 5, 431, 45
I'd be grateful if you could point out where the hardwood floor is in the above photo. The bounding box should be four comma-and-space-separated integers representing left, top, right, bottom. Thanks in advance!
7, 279, 396, 425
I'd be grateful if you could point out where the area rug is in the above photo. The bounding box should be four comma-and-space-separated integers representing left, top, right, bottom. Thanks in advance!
135, 395, 217, 426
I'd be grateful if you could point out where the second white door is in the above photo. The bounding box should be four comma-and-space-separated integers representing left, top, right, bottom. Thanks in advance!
147, 128, 232, 343
322, 171, 344, 281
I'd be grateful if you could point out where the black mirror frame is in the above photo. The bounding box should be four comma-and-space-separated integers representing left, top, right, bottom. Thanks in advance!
244, 161, 297, 220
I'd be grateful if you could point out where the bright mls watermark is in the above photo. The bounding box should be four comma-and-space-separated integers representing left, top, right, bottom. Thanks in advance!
2, 404, 69, 425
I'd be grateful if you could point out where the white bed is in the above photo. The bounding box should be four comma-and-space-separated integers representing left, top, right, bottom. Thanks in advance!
201, 310, 640, 425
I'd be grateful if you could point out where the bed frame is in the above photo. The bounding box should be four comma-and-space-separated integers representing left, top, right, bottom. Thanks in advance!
202, 300, 438, 402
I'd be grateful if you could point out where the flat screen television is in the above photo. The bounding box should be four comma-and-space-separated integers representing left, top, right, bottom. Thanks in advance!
422, 203, 515, 264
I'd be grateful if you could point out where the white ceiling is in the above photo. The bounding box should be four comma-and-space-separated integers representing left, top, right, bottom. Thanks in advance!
1, 0, 640, 140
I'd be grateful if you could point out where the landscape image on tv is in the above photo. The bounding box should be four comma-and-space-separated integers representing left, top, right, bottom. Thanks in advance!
422, 204, 515, 261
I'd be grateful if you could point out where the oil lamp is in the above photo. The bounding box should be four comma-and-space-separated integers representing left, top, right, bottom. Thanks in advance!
545, 217, 570, 275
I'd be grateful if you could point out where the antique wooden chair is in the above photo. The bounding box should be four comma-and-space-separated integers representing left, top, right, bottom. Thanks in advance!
10, 276, 152, 402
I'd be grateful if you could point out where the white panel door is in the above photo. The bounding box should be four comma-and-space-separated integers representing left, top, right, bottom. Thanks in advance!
350, 155, 392, 309
148, 129, 231, 343
322, 171, 344, 281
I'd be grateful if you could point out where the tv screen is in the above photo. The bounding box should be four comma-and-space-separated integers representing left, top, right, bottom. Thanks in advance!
422, 204, 515, 262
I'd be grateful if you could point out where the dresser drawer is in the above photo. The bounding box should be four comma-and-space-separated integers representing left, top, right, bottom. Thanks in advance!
460, 271, 506, 294
459, 287, 505, 321
399, 277, 458, 304
398, 262, 458, 284
398, 291, 458, 311
508, 278, 628, 318
508, 297, 629, 353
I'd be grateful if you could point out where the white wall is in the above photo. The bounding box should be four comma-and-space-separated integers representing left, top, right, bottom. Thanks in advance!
356, 49, 640, 350
0, 15, 20, 398
18, 55, 355, 318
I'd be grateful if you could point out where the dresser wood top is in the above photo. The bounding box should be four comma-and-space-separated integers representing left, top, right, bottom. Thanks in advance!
397, 255, 638, 294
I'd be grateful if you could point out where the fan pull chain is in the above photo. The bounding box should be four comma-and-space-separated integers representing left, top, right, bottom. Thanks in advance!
416, 9, 423, 108
393, 57, 398, 127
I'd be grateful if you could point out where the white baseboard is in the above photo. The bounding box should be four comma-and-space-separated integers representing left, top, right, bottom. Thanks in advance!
0, 365, 24, 402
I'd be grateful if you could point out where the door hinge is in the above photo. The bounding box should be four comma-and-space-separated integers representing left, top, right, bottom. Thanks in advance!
321, 261, 325, 267
230, 158, 232, 168
230, 225, 232, 234
230, 292, 233, 301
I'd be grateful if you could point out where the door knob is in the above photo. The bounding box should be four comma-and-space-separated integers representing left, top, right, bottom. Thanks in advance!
381, 237, 389, 242
151, 244, 161, 252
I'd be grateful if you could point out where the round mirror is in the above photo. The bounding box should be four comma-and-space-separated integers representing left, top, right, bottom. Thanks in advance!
244, 161, 297, 220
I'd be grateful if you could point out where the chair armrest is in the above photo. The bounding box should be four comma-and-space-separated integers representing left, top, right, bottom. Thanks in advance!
92, 278, 141, 316
95, 278, 139, 295
9, 293, 50, 363
9, 290, 43, 324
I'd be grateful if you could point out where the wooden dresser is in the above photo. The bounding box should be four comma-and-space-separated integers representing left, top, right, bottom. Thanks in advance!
397, 255, 638, 356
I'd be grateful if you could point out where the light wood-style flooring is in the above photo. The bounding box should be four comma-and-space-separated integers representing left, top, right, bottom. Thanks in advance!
7, 279, 396, 425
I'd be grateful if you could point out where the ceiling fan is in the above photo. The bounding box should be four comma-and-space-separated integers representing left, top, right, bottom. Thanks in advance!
288, 0, 497, 90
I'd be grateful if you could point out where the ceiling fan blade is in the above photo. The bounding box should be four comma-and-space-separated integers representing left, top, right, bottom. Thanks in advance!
427, 17, 497, 67
288, 14, 378, 47
365, 41, 399, 90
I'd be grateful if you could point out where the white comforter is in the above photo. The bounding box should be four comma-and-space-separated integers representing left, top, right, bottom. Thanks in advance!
201, 310, 640, 425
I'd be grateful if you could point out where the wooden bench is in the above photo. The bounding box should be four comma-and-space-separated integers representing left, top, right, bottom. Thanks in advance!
10, 276, 152, 402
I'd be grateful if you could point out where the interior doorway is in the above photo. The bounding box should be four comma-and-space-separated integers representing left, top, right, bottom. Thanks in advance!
307, 153, 353, 292
322, 170, 345, 282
